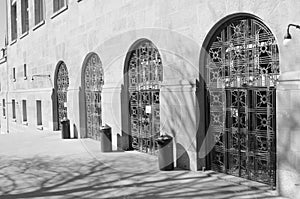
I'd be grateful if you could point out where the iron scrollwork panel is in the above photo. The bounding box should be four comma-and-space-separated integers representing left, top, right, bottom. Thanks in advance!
152, 90, 160, 144
130, 91, 140, 149
211, 88, 276, 185
128, 41, 162, 154
140, 91, 151, 153
249, 89, 276, 185
129, 90, 160, 154
57, 63, 69, 130
226, 89, 248, 178
209, 88, 226, 172
84, 54, 104, 140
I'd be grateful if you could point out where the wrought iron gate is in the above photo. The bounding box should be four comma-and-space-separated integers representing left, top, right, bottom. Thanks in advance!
84, 54, 104, 140
206, 17, 279, 186
56, 62, 69, 130
128, 41, 162, 154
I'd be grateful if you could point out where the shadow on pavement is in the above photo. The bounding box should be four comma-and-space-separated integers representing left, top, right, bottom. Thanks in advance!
0, 155, 284, 199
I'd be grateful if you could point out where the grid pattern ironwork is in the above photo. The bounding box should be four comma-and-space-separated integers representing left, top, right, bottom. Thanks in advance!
56, 62, 69, 130
128, 41, 162, 154
206, 18, 279, 186
84, 54, 104, 140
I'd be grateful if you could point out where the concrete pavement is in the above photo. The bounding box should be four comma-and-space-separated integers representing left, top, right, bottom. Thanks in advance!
0, 129, 288, 199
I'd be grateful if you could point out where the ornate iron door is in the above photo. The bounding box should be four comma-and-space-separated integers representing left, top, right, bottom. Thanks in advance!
128, 41, 162, 154
206, 18, 279, 186
56, 62, 69, 130
84, 54, 104, 140
221, 88, 276, 185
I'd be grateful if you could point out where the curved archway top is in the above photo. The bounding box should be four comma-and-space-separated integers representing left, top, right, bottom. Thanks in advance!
54, 61, 69, 90
124, 38, 162, 74
81, 52, 104, 91
81, 52, 103, 76
200, 13, 280, 87
127, 38, 159, 52
201, 12, 276, 50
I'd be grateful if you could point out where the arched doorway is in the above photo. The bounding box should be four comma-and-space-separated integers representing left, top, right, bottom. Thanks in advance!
124, 40, 163, 154
82, 53, 104, 140
55, 62, 69, 130
204, 15, 279, 186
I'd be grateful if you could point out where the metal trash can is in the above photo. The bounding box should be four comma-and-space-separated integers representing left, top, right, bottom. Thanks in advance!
100, 124, 112, 152
156, 134, 174, 171
61, 117, 70, 139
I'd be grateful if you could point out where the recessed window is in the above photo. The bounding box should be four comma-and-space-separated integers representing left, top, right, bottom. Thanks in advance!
12, 67, 16, 81
11, 2, 17, 41
53, 0, 66, 13
12, 99, 16, 119
36, 100, 42, 125
24, 64, 27, 79
2, 99, 6, 117
21, 0, 29, 34
34, 0, 44, 25
22, 100, 27, 122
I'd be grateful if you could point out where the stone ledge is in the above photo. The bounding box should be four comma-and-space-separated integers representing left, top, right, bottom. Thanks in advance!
20, 31, 29, 40
51, 5, 68, 19
33, 20, 45, 31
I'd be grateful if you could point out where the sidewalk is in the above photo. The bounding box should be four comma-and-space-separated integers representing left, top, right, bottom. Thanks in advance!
0, 129, 288, 199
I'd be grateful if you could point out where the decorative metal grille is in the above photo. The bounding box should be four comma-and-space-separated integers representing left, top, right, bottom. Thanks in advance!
56, 62, 69, 130
128, 41, 163, 154
206, 18, 279, 186
84, 54, 104, 140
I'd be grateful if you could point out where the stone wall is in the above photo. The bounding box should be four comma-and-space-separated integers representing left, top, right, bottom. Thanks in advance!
0, 55, 8, 134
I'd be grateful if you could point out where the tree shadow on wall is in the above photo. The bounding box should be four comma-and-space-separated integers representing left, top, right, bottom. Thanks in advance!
163, 67, 209, 171
0, 155, 282, 199
276, 93, 300, 196
176, 143, 190, 170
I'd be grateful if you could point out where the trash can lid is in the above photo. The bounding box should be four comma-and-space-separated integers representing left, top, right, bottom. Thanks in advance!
156, 134, 172, 141
100, 124, 110, 129
60, 117, 69, 122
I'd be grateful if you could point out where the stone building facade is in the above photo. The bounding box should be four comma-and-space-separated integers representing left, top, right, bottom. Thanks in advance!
1, 0, 300, 198
0, 47, 8, 134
